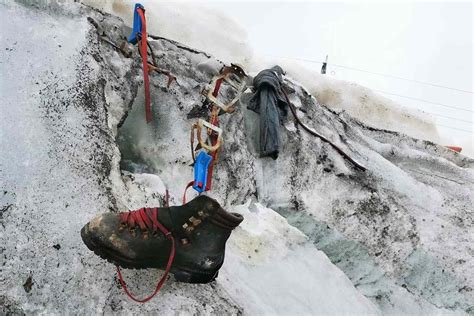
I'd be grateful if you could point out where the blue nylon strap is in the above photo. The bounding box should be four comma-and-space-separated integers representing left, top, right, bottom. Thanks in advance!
193, 151, 213, 193
128, 3, 145, 44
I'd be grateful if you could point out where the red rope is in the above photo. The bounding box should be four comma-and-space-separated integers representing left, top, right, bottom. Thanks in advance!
204, 80, 223, 191
182, 181, 195, 204
137, 8, 152, 123
205, 128, 219, 191
212, 78, 224, 97
116, 208, 175, 303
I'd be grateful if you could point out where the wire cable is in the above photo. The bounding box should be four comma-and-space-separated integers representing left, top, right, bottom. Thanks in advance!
435, 123, 473, 134
266, 55, 473, 94
374, 89, 473, 113
329, 63, 473, 94
426, 112, 473, 124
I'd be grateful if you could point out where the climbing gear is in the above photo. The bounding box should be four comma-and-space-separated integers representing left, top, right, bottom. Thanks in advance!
91, 9, 177, 123
87, 17, 132, 58
102, 37, 132, 58
127, 4, 176, 123
128, 3, 152, 123
191, 119, 223, 158
182, 181, 195, 204
148, 63, 176, 88
193, 151, 213, 193
204, 106, 221, 192
187, 119, 222, 199
81, 196, 243, 302
280, 88, 367, 172
144, 38, 176, 88
184, 64, 249, 198
181, 64, 248, 211
128, 3, 145, 44
126, 4, 177, 123
202, 64, 248, 113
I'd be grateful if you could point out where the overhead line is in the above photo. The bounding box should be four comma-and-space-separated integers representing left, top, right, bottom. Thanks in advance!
374, 89, 473, 113
267, 55, 473, 94
426, 112, 474, 124
435, 123, 473, 134
329, 63, 473, 94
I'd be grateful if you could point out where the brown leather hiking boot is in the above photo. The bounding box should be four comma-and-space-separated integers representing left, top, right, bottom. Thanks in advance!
81, 195, 243, 283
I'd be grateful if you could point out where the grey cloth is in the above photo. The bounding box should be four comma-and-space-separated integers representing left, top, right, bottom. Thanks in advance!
247, 66, 288, 159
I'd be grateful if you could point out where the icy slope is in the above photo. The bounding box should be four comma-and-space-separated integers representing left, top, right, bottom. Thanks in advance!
111, 5, 473, 316
83, 0, 445, 155
221, 202, 379, 315
1, 2, 380, 315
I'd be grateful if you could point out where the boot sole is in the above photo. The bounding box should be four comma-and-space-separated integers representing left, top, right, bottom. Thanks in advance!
81, 224, 219, 283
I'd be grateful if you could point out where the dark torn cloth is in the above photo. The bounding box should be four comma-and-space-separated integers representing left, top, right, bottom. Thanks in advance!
247, 66, 288, 159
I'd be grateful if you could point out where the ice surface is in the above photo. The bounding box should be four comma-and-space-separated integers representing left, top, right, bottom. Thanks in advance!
220, 202, 379, 315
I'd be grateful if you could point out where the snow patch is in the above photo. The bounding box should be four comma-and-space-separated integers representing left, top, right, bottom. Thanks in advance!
219, 202, 380, 315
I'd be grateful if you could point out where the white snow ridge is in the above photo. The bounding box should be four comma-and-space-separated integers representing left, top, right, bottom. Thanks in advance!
1, 1, 472, 315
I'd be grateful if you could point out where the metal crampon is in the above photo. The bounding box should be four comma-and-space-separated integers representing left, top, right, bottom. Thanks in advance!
202, 63, 249, 113
186, 63, 249, 197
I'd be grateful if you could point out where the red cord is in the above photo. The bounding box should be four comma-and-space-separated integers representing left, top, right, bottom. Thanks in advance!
212, 78, 224, 97
205, 136, 218, 191
116, 237, 174, 303
204, 80, 222, 192
182, 181, 195, 204
116, 208, 175, 303
137, 8, 152, 123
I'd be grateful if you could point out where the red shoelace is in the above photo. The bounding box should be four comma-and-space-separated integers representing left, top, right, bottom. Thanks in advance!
117, 207, 175, 303
120, 207, 169, 234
